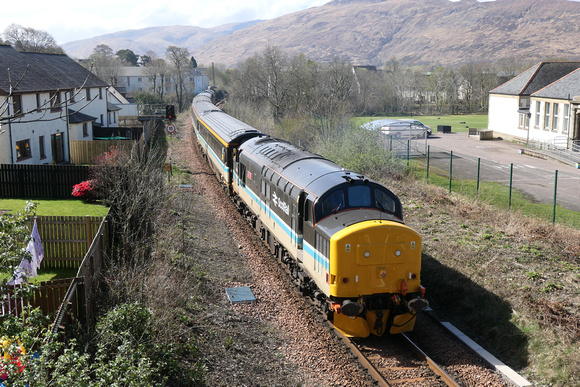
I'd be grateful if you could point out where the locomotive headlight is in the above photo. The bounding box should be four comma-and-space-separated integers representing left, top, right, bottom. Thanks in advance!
395, 250, 402, 257
341, 277, 350, 284
364, 251, 370, 258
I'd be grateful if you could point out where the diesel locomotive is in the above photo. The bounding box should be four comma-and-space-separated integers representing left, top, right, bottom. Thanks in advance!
191, 90, 428, 337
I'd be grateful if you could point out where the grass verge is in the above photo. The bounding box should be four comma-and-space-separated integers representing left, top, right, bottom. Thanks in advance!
0, 199, 109, 217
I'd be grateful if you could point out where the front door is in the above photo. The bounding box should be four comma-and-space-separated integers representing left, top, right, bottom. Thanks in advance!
51, 133, 64, 163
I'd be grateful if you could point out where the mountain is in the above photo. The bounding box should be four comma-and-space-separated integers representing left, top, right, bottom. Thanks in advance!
63, 0, 580, 67
61, 21, 263, 60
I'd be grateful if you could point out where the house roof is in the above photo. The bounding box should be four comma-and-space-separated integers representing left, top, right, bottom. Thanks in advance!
490, 62, 580, 96
67, 108, 96, 124
532, 67, 580, 100
0, 44, 107, 96
107, 102, 121, 111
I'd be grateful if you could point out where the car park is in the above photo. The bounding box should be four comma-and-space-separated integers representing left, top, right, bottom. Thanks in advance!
362, 119, 432, 138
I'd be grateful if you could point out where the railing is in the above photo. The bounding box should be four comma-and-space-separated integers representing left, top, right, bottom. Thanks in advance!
526, 137, 580, 167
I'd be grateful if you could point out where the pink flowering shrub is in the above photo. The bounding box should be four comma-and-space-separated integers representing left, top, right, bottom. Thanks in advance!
72, 179, 96, 199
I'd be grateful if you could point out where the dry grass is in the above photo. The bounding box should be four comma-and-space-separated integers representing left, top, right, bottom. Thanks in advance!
389, 176, 580, 385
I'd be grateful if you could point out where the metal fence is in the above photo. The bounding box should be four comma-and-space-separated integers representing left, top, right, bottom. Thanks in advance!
385, 135, 580, 227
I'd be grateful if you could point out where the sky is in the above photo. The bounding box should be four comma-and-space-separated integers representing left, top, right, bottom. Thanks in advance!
1, 0, 330, 45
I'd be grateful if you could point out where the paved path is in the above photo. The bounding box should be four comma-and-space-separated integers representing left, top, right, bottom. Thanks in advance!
425, 132, 580, 213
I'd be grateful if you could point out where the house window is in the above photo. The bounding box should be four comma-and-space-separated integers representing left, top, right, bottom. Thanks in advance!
70, 89, 75, 103
563, 104, 570, 134
99, 88, 103, 99
137, 77, 142, 82
535, 101, 541, 128
83, 123, 89, 137
12, 95, 22, 116
518, 114, 524, 128
16, 139, 32, 161
39, 136, 46, 158
100, 114, 104, 125
543, 102, 550, 130
552, 103, 559, 132
50, 91, 61, 109
36, 93, 42, 111
86, 88, 91, 100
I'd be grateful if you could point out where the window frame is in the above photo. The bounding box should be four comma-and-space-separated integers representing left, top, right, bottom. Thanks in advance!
16, 139, 32, 161
543, 102, 551, 130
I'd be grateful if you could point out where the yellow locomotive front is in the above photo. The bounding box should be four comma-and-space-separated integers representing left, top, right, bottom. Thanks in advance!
327, 219, 428, 337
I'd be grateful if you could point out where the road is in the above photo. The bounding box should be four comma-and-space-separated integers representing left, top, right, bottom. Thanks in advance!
424, 132, 580, 213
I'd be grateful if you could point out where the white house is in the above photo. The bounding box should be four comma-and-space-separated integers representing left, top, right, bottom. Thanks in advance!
0, 44, 127, 164
116, 66, 210, 96
489, 62, 580, 147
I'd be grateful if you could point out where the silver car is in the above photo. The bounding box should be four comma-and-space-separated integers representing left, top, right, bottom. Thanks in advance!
362, 119, 432, 138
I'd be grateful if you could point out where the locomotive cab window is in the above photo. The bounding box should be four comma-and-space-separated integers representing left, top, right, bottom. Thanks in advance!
315, 183, 401, 222
375, 188, 396, 213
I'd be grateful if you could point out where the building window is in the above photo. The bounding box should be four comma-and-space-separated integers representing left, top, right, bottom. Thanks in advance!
99, 88, 103, 99
544, 102, 550, 130
36, 93, 42, 111
83, 123, 89, 137
39, 136, 46, 158
50, 92, 61, 109
563, 104, 570, 134
137, 77, 142, 82
86, 88, 91, 100
69, 89, 76, 103
100, 114, 104, 125
552, 103, 559, 132
16, 139, 32, 161
518, 114, 524, 128
12, 95, 22, 116
535, 101, 541, 128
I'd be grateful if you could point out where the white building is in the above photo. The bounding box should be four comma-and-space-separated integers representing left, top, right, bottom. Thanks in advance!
489, 62, 580, 147
0, 44, 130, 164
116, 66, 210, 96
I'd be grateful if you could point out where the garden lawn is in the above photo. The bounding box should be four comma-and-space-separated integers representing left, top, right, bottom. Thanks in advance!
0, 199, 108, 216
354, 114, 489, 133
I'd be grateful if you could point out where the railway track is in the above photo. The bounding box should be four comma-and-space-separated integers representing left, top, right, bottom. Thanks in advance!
335, 325, 458, 387
330, 311, 518, 387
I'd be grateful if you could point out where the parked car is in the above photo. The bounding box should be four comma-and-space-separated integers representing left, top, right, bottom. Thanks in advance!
362, 119, 432, 138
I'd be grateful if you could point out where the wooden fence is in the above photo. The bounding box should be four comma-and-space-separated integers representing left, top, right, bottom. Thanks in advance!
70, 140, 136, 165
1, 279, 74, 319
50, 214, 109, 337
30, 215, 104, 269
1, 213, 110, 338
0, 164, 90, 199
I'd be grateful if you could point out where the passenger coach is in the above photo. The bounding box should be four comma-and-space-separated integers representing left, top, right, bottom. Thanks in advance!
191, 91, 260, 190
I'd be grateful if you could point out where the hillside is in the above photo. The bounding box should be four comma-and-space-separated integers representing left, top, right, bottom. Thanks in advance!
63, 0, 580, 67
61, 21, 263, 60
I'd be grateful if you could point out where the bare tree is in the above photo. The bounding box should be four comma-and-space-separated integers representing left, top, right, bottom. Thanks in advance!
143, 51, 168, 101
2, 24, 64, 54
86, 44, 122, 86
165, 46, 190, 111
